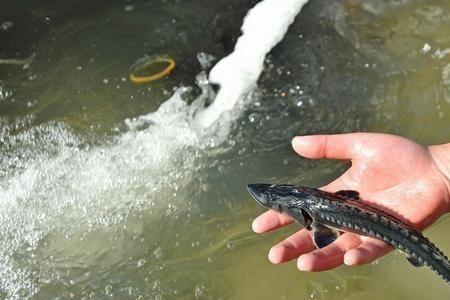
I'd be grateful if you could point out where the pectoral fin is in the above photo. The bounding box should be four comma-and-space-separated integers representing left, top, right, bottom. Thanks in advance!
311, 222, 340, 249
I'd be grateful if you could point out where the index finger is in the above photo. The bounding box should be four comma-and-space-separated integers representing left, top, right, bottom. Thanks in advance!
252, 210, 293, 233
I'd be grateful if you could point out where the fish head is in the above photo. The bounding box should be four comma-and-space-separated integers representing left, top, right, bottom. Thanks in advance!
247, 183, 311, 227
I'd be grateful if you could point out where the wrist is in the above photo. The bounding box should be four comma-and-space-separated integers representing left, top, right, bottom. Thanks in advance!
429, 143, 450, 213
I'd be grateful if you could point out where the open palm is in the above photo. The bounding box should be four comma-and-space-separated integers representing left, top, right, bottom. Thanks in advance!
252, 133, 450, 271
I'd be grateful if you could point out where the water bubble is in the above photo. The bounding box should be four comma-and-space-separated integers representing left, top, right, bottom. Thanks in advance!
309, 289, 320, 299
124, 5, 134, 12
0, 86, 13, 101
137, 258, 146, 268
0, 21, 13, 30
27, 100, 38, 107
104, 284, 113, 296
238, 148, 246, 155
153, 247, 163, 259
165, 203, 177, 216
152, 280, 161, 291
194, 284, 206, 298
248, 113, 258, 123
421, 43, 432, 54
226, 241, 235, 250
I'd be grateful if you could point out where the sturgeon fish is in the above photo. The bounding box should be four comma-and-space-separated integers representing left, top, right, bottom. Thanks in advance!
247, 183, 450, 284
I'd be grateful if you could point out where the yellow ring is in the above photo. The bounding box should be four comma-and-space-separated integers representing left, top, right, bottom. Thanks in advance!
129, 57, 176, 84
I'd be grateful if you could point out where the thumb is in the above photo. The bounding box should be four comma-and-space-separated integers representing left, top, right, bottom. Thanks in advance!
292, 133, 362, 160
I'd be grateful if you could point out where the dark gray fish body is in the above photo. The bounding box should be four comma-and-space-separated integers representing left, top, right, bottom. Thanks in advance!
247, 183, 450, 285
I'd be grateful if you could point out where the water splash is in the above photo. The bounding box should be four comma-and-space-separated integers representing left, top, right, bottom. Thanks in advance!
0, 71, 238, 298
195, 0, 310, 128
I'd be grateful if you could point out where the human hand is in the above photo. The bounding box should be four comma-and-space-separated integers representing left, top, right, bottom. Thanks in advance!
252, 133, 450, 271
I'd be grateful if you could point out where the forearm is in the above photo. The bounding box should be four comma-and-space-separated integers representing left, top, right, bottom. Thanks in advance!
429, 142, 450, 213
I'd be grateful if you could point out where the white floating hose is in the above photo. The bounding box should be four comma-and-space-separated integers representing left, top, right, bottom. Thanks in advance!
195, 0, 310, 128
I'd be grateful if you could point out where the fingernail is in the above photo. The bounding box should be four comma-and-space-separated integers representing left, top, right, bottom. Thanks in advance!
297, 255, 309, 271
268, 247, 281, 264
344, 253, 355, 266
252, 218, 265, 233
291, 136, 302, 146
344, 255, 352, 266
251, 220, 260, 233
292, 136, 308, 148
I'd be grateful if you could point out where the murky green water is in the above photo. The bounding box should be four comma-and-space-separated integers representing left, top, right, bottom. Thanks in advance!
1, 0, 449, 299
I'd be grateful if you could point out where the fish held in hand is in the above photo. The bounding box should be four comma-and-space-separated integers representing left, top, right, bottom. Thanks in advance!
247, 183, 450, 284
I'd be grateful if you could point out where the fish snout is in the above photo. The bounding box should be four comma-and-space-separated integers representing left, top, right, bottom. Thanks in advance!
247, 183, 272, 207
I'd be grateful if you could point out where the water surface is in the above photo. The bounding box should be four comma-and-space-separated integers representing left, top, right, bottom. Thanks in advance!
1, 0, 449, 299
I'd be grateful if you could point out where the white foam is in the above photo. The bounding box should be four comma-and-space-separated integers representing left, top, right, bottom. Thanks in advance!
195, 0, 309, 127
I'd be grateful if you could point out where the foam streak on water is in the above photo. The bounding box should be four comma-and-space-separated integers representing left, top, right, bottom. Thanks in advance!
195, 0, 310, 127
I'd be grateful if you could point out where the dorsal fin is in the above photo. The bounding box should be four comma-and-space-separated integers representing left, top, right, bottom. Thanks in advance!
335, 190, 360, 200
